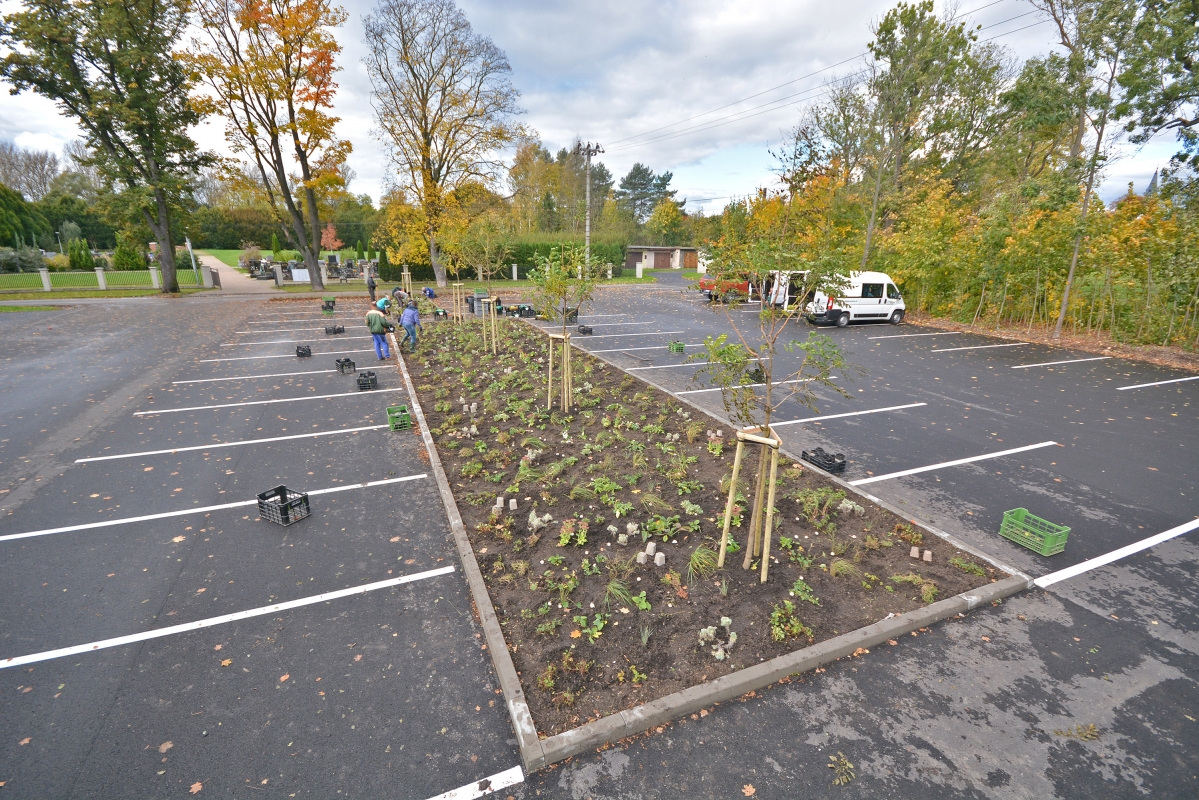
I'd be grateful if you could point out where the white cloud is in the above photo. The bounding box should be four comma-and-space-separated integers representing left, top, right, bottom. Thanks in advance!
0, 0, 1174, 208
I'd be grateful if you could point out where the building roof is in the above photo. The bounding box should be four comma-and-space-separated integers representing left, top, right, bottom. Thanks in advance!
627, 245, 699, 251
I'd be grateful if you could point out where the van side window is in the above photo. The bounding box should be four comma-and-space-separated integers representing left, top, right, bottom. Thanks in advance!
887, 284, 901, 300
861, 283, 883, 299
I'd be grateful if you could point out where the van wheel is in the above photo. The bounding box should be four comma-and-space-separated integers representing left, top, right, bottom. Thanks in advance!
835, 312, 850, 328
890, 309, 904, 324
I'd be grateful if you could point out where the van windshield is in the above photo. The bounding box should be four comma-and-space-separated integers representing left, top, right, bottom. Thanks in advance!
887, 284, 901, 300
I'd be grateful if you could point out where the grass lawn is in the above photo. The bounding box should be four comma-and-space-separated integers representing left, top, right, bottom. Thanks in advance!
199, 249, 243, 268
0, 288, 215, 300
0, 305, 62, 312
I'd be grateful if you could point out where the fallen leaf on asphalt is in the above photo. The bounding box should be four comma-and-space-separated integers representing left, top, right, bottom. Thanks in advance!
887, 639, 898, 646
196, 588, 206, 593
107, 573, 115, 577
19, 738, 31, 745
279, 674, 289, 682
189, 781, 202, 794
742, 785, 756, 796
158, 741, 173, 754
213, 645, 222, 651
220, 659, 232, 667
981, 636, 991, 642
404, 559, 415, 565
172, 536, 186, 543
390, 536, 400, 542
22, 686, 32, 693
144, 467, 154, 472
353, 655, 362, 662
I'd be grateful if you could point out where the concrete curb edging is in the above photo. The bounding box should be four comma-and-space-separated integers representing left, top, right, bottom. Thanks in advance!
400, 320, 1033, 774
531, 574, 1030, 770
391, 335, 543, 763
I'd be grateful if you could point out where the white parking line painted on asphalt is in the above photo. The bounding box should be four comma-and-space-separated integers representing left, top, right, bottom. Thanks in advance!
867, 331, 962, 339
222, 336, 373, 346
1034, 518, 1199, 589
1117, 375, 1199, 391
1011, 356, 1112, 369
75, 424, 389, 463
234, 326, 368, 333
583, 343, 706, 354
570, 330, 684, 339
770, 402, 927, 427
173, 369, 338, 384
0, 566, 456, 669
931, 342, 1030, 354
424, 766, 526, 800
849, 441, 1058, 486
134, 388, 401, 415
627, 361, 712, 371
677, 377, 836, 396
198, 348, 373, 363
535, 321, 657, 330
0, 474, 428, 543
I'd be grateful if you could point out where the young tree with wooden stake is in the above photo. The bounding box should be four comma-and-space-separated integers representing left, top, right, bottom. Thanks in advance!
190, 0, 351, 291
1, 0, 208, 294
528, 245, 599, 411
694, 237, 855, 583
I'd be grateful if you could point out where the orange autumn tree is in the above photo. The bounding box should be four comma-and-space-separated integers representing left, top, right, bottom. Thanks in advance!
321, 222, 343, 252
191, 0, 351, 290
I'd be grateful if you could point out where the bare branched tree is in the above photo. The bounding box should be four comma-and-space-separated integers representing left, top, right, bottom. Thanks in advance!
363, 0, 523, 287
0, 141, 60, 200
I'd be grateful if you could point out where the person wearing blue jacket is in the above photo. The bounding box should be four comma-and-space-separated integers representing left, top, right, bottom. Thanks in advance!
399, 301, 422, 352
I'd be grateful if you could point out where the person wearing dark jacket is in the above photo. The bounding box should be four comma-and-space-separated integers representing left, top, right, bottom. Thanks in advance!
366, 270, 377, 302
366, 305, 394, 359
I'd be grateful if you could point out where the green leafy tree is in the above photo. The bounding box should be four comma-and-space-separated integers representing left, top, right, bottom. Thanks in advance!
645, 199, 686, 246
1119, 0, 1199, 167
614, 163, 676, 223
67, 237, 96, 270
270, 233, 282, 261
1, 0, 209, 293
112, 233, 144, 270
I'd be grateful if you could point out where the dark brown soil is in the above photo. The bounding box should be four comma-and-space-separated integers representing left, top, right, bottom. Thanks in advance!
407, 317, 1001, 736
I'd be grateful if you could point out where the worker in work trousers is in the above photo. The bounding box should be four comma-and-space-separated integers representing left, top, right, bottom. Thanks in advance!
399, 301, 422, 353
366, 305, 394, 359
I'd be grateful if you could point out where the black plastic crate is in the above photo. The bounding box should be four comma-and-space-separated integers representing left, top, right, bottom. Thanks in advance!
296, 345, 312, 357
357, 371, 378, 391
257, 485, 310, 526
324, 324, 345, 335
336, 357, 356, 374
801, 446, 846, 474
578, 324, 593, 335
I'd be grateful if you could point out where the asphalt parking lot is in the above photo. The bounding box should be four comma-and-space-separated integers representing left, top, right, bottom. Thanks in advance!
513, 276, 1198, 799
2, 282, 1195, 799
0, 298, 520, 799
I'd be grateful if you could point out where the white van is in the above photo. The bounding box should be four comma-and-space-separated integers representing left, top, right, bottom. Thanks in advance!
805, 271, 905, 326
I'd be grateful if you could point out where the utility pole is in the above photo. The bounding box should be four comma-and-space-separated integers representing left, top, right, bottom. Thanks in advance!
574, 141, 603, 266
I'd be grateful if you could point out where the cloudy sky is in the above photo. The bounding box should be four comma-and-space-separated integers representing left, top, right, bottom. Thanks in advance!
0, 0, 1180, 211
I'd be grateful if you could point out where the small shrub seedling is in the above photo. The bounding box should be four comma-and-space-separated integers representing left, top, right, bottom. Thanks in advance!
770, 600, 814, 643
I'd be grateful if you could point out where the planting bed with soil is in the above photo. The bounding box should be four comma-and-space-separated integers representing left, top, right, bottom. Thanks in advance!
407, 317, 1003, 736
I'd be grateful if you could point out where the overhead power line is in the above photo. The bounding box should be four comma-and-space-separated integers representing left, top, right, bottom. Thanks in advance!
607, 0, 1041, 153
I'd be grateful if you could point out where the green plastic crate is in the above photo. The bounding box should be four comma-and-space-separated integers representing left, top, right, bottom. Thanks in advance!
667, 341, 685, 354
387, 404, 412, 431
999, 508, 1070, 556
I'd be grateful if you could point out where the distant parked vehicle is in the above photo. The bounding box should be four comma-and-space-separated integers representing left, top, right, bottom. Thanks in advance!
699, 275, 753, 303
805, 270, 905, 327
